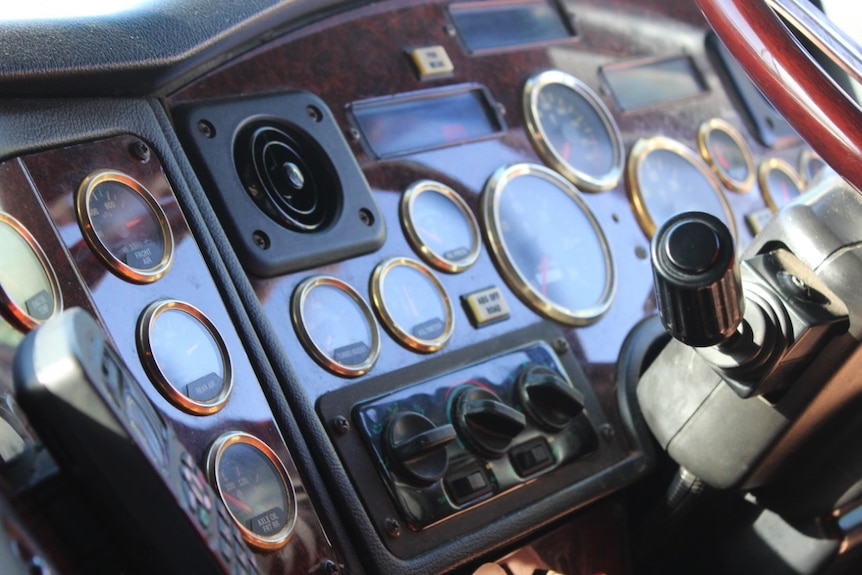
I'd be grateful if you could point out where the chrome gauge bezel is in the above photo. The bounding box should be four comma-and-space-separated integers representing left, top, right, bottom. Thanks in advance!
482, 163, 616, 326
626, 136, 738, 239
370, 257, 454, 353
400, 180, 481, 273
758, 157, 804, 212
0, 213, 63, 331
291, 275, 381, 377
207, 432, 297, 551
523, 69, 624, 192
76, 170, 174, 284
137, 299, 233, 415
697, 118, 755, 193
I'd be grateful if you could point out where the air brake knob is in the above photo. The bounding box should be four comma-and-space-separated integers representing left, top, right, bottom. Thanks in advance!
651, 212, 744, 347
384, 411, 456, 485
517, 365, 584, 432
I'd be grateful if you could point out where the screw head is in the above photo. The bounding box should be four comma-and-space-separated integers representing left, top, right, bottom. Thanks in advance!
384, 517, 401, 538
129, 141, 150, 163
333, 415, 350, 435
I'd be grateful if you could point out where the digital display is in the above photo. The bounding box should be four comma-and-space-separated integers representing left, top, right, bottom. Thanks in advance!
601, 56, 708, 111
449, 0, 574, 53
351, 86, 505, 158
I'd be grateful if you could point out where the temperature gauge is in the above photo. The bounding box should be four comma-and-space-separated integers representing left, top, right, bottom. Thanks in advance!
208, 432, 296, 550
401, 180, 480, 273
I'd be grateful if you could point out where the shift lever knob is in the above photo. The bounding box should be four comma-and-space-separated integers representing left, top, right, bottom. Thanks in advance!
651, 212, 743, 347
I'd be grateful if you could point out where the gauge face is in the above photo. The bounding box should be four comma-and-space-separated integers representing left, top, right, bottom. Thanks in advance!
208, 433, 296, 550
759, 158, 804, 212
799, 148, 827, 185
370, 257, 453, 353
482, 163, 615, 326
292, 276, 380, 376
524, 70, 624, 192
77, 170, 174, 283
697, 118, 754, 193
627, 137, 737, 239
138, 300, 232, 415
0, 214, 62, 331
401, 180, 481, 273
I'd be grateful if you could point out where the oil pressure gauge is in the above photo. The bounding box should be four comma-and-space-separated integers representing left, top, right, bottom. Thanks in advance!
524, 70, 624, 192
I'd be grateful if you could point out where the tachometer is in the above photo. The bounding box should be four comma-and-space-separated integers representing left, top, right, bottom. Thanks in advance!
482, 163, 615, 326
523, 70, 624, 192
76, 170, 174, 283
627, 136, 737, 239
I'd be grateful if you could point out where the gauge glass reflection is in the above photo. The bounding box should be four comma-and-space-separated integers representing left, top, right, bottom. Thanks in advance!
759, 158, 804, 212
0, 214, 62, 331
401, 180, 480, 273
208, 432, 296, 550
524, 70, 624, 192
627, 137, 737, 239
697, 118, 754, 193
371, 258, 453, 353
77, 170, 174, 283
482, 163, 615, 326
138, 300, 232, 415
292, 276, 380, 376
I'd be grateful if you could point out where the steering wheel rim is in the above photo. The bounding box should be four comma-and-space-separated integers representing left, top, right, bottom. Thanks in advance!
697, 0, 862, 191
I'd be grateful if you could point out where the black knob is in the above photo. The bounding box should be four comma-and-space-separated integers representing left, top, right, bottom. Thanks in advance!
651, 212, 744, 347
384, 411, 456, 485
517, 365, 585, 432
452, 386, 526, 458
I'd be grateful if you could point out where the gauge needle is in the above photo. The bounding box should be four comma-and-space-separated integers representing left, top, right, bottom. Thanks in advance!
539, 255, 549, 296
126, 216, 143, 229
714, 145, 730, 170
561, 140, 571, 161
417, 226, 442, 244
223, 492, 253, 514
402, 284, 419, 317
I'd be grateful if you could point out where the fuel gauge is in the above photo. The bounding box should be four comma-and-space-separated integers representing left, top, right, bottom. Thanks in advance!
759, 158, 803, 212
697, 118, 755, 193
370, 257, 453, 353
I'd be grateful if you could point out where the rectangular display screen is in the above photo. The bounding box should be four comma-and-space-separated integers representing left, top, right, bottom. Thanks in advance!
601, 56, 708, 111
449, 0, 575, 53
351, 86, 505, 158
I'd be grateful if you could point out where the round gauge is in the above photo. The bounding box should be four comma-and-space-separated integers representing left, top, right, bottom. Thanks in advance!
0, 213, 62, 331
370, 257, 454, 353
626, 136, 737, 239
208, 432, 296, 550
523, 69, 624, 192
77, 170, 174, 284
798, 148, 828, 186
759, 158, 804, 212
138, 300, 232, 415
400, 180, 481, 273
291, 276, 380, 376
482, 163, 615, 326
697, 118, 755, 193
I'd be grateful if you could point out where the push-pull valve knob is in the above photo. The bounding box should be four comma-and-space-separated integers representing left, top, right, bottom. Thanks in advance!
651, 212, 744, 347
452, 386, 526, 458
384, 411, 456, 485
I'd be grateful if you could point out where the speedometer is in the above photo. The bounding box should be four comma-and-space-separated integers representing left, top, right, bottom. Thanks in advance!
523, 70, 624, 192
482, 163, 615, 326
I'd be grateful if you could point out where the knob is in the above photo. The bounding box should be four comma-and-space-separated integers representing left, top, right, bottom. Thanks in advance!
384, 411, 456, 485
651, 212, 744, 347
517, 365, 585, 432
452, 386, 526, 458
